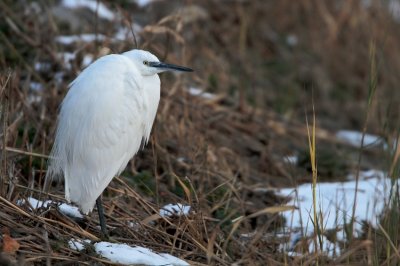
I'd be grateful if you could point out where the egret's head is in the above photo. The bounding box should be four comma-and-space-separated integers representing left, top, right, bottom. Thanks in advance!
123, 49, 193, 76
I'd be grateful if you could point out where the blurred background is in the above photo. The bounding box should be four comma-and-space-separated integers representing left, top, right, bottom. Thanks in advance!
0, 0, 400, 264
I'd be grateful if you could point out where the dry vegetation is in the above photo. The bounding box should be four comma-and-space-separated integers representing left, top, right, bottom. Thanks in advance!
0, 0, 400, 265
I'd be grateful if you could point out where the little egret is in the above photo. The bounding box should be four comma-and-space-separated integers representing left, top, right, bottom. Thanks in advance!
46, 49, 193, 236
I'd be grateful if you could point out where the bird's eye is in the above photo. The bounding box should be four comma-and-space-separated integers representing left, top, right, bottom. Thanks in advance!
143, 60, 149, 65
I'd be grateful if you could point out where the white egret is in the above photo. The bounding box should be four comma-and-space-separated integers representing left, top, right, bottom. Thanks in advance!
46, 49, 193, 236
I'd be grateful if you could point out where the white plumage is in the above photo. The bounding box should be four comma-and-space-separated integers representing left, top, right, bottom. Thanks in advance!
46, 49, 192, 215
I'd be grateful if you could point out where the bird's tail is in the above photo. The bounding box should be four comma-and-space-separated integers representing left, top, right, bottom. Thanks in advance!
43, 143, 64, 193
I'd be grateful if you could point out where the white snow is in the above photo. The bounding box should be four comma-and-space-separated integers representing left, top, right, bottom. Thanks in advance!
57, 203, 84, 218
55, 34, 106, 45
57, 52, 94, 69
94, 242, 189, 265
277, 170, 396, 256
177, 157, 189, 163
389, 0, 400, 21
62, 0, 115, 20
336, 130, 383, 148
279, 170, 391, 233
34, 62, 51, 72
69, 239, 91, 251
58, 51, 76, 62
135, 0, 160, 7
56, 29, 141, 45
160, 203, 191, 218
187, 87, 216, 100
127, 221, 141, 231
283, 155, 298, 165
57, 52, 76, 69
27, 94, 42, 104
113, 23, 143, 41
362, 0, 400, 21
82, 54, 94, 67
17, 197, 83, 219
54, 71, 65, 83
29, 82, 44, 92
286, 34, 298, 47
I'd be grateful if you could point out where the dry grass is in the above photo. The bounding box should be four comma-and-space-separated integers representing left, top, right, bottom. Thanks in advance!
0, 0, 400, 265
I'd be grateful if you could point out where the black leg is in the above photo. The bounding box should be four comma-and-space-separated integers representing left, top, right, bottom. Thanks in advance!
96, 195, 109, 238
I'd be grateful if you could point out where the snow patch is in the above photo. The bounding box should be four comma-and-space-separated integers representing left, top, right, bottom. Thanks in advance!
135, 0, 161, 7
34, 62, 51, 72
336, 130, 383, 148
276, 170, 394, 257
55, 34, 106, 45
94, 242, 189, 265
286, 34, 298, 47
54, 72, 65, 83
57, 52, 76, 69
114, 23, 143, 41
62, 0, 115, 20
82, 54, 94, 67
283, 155, 298, 165
160, 203, 191, 218
69, 239, 91, 251
187, 87, 216, 100
17, 197, 83, 219
29, 82, 44, 92
278, 170, 389, 233
389, 0, 400, 21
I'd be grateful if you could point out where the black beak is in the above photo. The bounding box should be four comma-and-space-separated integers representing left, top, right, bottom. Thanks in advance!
149, 61, 193, 72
